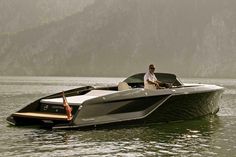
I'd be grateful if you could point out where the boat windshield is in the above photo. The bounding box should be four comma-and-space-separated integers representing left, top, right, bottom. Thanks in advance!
123, 73, 183, 87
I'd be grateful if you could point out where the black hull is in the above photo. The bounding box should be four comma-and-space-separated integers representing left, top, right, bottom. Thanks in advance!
53, 89, 223, 130
143, 90, 222, 123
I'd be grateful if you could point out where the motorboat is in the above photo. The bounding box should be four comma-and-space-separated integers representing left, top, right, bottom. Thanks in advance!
6, 73, 224, 129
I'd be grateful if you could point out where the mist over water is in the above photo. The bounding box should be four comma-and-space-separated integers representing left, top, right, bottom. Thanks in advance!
0, 0, 236, 78
0, 76, 235, 156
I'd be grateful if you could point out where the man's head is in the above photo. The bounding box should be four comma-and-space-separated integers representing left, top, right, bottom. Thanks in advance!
149, 64, 155, 74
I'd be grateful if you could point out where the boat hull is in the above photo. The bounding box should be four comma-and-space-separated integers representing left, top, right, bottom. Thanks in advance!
54, 88, 223, 129
143, 90, 222, 123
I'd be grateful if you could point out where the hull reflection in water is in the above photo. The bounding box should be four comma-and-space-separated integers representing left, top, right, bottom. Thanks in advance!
6, 73, 224, 130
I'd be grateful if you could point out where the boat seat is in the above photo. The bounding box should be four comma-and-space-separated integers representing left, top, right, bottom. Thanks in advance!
12, 112, 68, 121
118, 82, 132, 91
40, 90, 118, 105
84, 90, 117, 96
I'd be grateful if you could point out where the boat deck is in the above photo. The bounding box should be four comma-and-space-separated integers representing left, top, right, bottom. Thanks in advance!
40, 90, 118, 105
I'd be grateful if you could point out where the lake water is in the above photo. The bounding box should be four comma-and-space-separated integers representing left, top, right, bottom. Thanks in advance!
0, 76, 235, 157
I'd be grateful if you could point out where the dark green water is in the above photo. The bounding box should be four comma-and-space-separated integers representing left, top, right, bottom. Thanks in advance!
0, 77, 235, 157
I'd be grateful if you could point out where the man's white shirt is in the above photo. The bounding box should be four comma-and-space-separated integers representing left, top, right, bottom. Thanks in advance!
144, 72, 157, 90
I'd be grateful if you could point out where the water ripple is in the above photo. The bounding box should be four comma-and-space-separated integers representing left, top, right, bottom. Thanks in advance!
0, 77, 236, 157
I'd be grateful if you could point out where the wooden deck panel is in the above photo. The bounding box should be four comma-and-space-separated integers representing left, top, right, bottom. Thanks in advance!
13, 112, 68, 121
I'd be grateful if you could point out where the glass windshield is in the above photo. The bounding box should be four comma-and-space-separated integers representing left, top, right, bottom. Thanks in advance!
123, 73, 182, 86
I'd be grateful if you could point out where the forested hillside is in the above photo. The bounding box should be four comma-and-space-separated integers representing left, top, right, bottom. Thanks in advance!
0, 0, 235, 78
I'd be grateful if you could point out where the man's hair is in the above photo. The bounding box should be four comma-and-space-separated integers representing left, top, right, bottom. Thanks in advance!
149, 64, 155, 69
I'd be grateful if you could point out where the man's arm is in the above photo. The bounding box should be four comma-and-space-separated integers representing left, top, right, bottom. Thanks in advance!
147, 79, 160, 87
155, 79, 162, 84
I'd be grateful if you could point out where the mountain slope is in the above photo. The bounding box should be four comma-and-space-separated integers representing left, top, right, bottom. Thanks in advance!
0, 0, 235, 77
0, 0, 94, 33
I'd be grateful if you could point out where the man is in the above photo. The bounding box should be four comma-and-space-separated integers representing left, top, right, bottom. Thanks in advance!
144, 64, 163, 90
